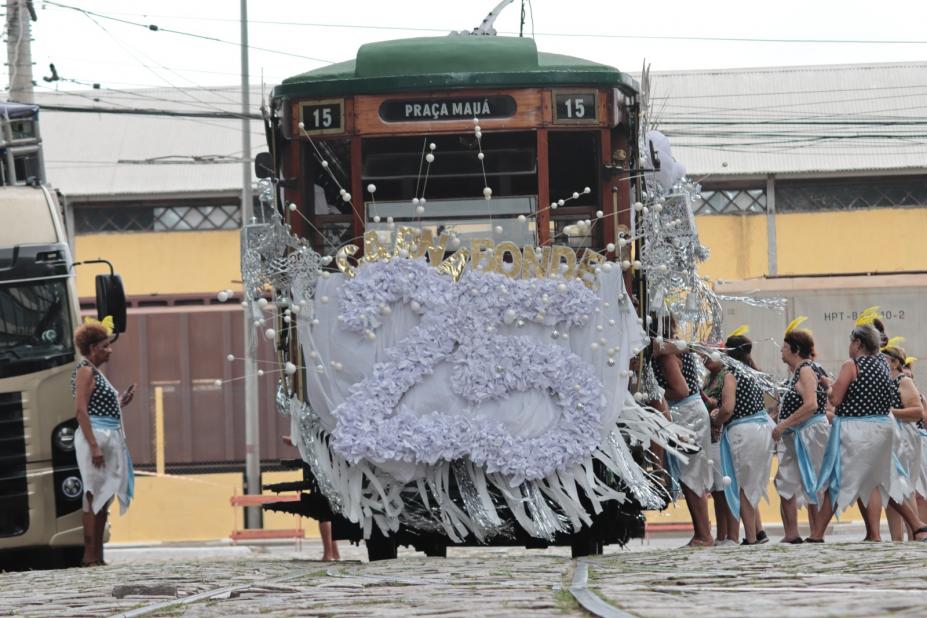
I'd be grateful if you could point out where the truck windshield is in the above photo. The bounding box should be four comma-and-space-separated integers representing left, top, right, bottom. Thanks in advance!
0, 278, 74, 378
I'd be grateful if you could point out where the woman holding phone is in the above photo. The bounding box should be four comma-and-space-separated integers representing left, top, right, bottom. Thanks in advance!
72, 317, 136, 567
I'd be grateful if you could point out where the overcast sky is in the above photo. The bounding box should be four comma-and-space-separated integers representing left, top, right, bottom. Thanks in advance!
16, 0, 927, 96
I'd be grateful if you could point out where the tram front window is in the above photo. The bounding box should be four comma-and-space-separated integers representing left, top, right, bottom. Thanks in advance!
362, 132, 537, 245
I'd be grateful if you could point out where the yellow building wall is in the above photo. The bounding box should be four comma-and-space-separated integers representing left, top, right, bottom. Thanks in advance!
694, 207, 927, 282
73, 231, 242, 298
775, 208, 927, 275
107, 470, 320, 543
694, 214, 768, 281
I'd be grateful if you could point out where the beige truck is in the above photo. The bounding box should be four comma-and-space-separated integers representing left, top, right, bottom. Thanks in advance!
0, 103, 125, 569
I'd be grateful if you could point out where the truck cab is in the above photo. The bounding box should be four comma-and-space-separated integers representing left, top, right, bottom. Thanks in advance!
0, 102, 125, 569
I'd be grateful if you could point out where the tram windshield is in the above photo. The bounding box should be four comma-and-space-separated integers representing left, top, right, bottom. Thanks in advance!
362, 131, 538, 245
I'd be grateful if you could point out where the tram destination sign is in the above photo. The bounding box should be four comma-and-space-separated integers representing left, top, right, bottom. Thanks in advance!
553, 91, 598, 124
299, 99, 345, 135
379, 95, 517, 123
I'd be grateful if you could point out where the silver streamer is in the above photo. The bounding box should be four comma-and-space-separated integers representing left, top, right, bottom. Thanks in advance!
293, 401, 345, 513
275, 379, 289, 416
687, 341, 789, 399
715, 293, 789, 312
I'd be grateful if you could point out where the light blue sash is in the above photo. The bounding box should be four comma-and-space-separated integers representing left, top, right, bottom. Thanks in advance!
720, 410, 772, 516
89, 415, 135, 505
663, 451, 682, 499
668, 392, 701, 408
783, 414, 828, 505
816, 415, 893, 510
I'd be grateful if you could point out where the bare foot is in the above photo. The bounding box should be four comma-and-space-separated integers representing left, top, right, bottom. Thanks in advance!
686, 537, 714, 548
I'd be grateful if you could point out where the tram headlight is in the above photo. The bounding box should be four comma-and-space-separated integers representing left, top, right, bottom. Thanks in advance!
61, 476, 83, 499
54, 425, 76, 451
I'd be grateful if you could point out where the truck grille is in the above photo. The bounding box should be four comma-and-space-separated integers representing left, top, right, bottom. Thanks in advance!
0, 392, 28, 537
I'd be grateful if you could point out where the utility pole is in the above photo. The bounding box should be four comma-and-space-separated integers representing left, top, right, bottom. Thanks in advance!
6, 0, 36, 103
240, 0, 261, 529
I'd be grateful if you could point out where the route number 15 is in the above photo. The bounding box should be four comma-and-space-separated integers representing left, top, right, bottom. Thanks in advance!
554, 93, 596, 123
299, 100, 344, 134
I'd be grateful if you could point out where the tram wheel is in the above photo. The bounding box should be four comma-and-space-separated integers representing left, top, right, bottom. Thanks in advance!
422, 543, 447, 558
365, 529, 398, 561
569, 529, 603, 558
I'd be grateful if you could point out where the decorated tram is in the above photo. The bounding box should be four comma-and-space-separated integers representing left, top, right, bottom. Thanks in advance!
248, 29, 697, 560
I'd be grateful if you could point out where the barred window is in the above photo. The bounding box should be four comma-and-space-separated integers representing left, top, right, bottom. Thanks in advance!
74, 207, 154, 233
694, 189, 766, 215
75, 203, 245, 234
153, 205, 240, 231
776, 177, 927, 212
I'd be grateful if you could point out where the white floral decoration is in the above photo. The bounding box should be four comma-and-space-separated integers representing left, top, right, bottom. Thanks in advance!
330, 258, 605, 482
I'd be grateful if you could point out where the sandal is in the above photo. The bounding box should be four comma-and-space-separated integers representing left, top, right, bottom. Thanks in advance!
782, 537, 804, 544
914, 526, 927, 541
804, 537, 824, 543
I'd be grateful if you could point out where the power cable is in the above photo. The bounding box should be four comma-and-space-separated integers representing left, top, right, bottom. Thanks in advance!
53, 9, 927, 45
43, 1, 334, 63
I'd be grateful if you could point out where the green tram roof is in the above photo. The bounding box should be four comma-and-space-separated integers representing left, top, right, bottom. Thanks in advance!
273, 36, 639, 99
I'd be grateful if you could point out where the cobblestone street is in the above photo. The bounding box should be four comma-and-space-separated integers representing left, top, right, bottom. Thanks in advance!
2, 537, 927, 617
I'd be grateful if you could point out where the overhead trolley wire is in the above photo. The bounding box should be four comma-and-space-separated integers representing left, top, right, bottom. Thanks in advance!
43, 1, 334, 64
49, 9, 927, 45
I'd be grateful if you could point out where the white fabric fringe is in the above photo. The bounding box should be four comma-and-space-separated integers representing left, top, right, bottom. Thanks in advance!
290, 394, 696, 541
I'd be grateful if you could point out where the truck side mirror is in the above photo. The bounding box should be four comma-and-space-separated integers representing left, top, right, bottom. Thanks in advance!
95, 274, 127, 334
255, 152, 273, 179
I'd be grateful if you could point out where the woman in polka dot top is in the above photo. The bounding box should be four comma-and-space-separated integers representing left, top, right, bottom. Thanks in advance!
650, 316, 714, 547
809, 323, 927, 542
711, 332, 775, 545
882, 344, 925, 541
72, 321, 136, 566
772, 324, 831, 544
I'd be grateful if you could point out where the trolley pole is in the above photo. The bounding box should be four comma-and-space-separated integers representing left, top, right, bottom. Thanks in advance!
240, 0, 261, 529
6, 0, 35, 103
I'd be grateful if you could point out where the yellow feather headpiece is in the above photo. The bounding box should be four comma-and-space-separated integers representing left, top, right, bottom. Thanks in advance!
882, 336, 905, 351
784, 316, 809, 336
727, 324, 749, 339
905, 356, 917, 367
855, 306, 881, 327
83, 315, 114, 336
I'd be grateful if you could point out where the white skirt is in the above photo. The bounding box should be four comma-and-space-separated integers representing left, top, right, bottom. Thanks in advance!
669, 396, 713, 496
775, 418, 830, 508
822, 417, 906, 514
893, 419, 922, 500
725, 421, 774, 509
75, 426, 132, 515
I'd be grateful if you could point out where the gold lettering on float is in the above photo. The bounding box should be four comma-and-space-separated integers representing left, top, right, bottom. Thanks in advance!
362, 231, 391, 262
493, 241, 523, 279
342, 235, 603, 284
392, 226, 420, 258
548, 245, 577, 279
470, 238, 496, 273
521, 246, 550, 279
335, 244, 359, 278
576, 249, 606, 289
425, 232, 450, 264
436, 248, 468, 282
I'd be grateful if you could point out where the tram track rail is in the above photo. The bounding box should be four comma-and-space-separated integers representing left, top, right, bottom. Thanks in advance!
109, 555, 629, 617
110, 568, 318, 618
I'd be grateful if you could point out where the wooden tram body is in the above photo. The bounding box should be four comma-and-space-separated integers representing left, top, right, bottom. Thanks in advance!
260, 36, 649, 559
